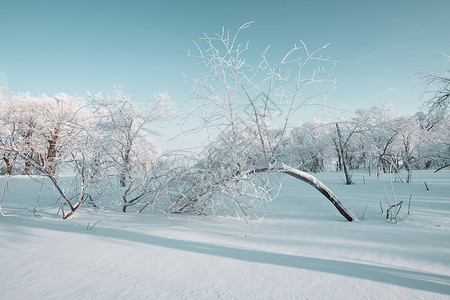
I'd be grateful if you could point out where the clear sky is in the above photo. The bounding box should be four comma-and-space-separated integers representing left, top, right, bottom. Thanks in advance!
1, 0, 450, 147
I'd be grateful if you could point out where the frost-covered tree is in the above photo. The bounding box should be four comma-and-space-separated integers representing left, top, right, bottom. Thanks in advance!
416, 114, 450, 172
284, 120, 331, 173
180, 23, 357, 221
0, 91, 43, 175
88, 86, 173, 212
0, 91, 87, 175
395, 115, 429, 183
419, 56, 450, 171
421, 55, 450, 126
354, 104, 400, 179
0, 91, 96, 219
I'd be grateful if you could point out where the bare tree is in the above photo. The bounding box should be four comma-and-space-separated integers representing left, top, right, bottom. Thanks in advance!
88, 86, 173, 212
416, 113, 450, 172
420, 56, 450, 171
184, 23, 358, 221
421, 55, 450, 127
354, 104, 401, 179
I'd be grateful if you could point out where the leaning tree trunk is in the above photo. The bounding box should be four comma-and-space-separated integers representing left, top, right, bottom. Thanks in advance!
282, 165, 358, 222
336, 123, 353, 185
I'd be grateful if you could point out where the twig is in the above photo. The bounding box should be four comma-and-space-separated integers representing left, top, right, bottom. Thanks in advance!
33, 182, 44, 217
387, 201, 403, 220
407, 194, 412, 216
0, 176, 11, 216
389, 164, 398, 223
383, 187, 391, 207
362, 203, 368, 219
87, 220, 101, 231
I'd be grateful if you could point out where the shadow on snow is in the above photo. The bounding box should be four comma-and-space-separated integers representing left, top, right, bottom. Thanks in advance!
3, 215, 450, 296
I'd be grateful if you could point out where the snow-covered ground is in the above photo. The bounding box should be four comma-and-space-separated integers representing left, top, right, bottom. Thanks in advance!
1, 171, 449, 299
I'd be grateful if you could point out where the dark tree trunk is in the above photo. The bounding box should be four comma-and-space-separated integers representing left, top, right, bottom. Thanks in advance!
336, 124, 353, 185
3, 156, 14, 175
46, 134, 59, 174
405, 160, 412, 183
119, 173, 127, 187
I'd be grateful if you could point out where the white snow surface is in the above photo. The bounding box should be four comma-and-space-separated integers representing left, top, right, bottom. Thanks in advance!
1, 171, 449, 299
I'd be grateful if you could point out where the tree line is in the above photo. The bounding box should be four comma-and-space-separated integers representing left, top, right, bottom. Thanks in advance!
1, 24, 448, 221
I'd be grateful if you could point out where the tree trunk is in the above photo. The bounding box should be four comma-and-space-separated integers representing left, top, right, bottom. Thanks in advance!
119, 172, 127, 187
336, 124, 353, 185
23, 161, 31, 175
332, 139, 342, 171
282, 165, 358, 222
2, 157, 14, 175
46, 133, 59, 174
377, 156, 384, 179
405, 162, 412, 183
119, 148, 131, 187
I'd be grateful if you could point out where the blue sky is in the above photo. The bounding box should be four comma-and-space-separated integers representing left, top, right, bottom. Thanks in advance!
1, 0, 449, 123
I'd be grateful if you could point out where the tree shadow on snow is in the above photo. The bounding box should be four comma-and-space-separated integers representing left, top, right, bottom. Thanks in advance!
5, 215, 450, 295
100, 227, 450, 295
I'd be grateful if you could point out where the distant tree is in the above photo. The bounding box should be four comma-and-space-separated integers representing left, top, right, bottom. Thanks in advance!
396, 115, 428, 183
0, 91, 87, 175
332, 118, 371, 173
0, 91, 95, 219
0, 91, 41, 175
417, 114, 450, 172
354, 104, 400, 179
285, 120, 331, 173
87, 86, 173, 212
420, 56, 450, 171
421, 55, 450, 127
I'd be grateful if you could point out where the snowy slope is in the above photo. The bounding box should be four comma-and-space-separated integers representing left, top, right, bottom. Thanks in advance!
1, 171, 449, 299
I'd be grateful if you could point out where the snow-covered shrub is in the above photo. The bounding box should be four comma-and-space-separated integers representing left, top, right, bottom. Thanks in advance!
161, 127, 280, 218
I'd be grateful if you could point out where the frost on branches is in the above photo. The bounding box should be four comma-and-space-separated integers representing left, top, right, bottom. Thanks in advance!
179, 22, 358, 221
0, 91, 95, 218
0, 88, 174, 218
87, 86, 173, 213
3, 25, 447, 222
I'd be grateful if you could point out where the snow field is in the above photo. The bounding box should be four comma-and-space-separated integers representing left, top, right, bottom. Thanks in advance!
0, 171, 449, 299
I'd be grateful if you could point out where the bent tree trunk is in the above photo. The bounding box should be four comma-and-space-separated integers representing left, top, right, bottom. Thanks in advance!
282, 165, 358, 221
